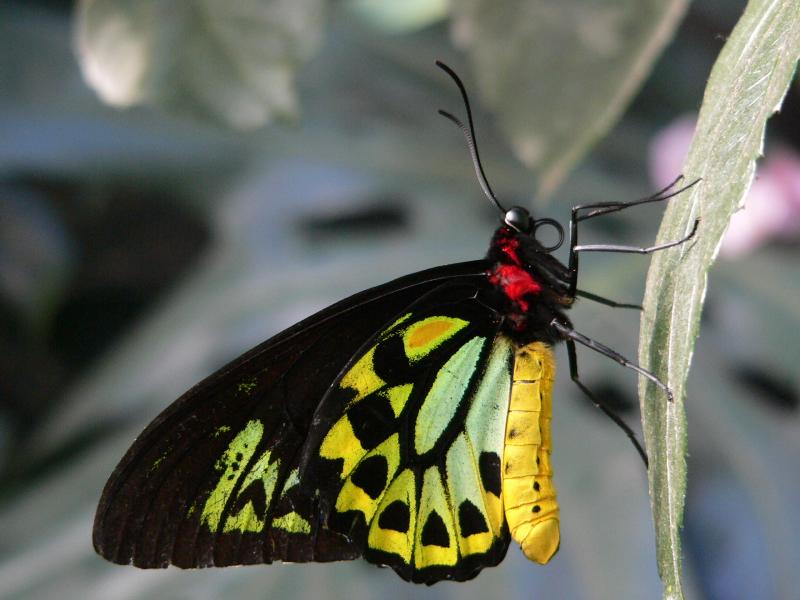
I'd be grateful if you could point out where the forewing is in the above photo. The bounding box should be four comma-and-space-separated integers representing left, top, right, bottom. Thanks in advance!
93, 262, 489, 569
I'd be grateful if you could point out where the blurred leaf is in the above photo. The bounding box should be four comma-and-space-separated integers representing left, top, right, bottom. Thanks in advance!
450, 0, 689, 196
75, 0, 325, 129
346, 0, 448, 33
638, 1, 800, 599
0, 189, 74, 330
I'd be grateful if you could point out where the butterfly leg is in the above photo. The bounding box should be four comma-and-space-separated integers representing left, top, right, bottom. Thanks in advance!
551, 319, 674, 403
564, 338, 648, 467
566, 176, 701, 296
575, 289, 642, 311
570, 174, 692, 222
573, 218, 699, 255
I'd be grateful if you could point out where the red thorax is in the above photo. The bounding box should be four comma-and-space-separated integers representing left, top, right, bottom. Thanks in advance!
487, 229, 542, 313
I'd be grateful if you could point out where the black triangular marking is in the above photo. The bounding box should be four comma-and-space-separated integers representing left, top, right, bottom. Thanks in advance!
378, 500, 410, 533
350, 455, 389, 500
458, 500, 489, 536
347, 398, 396, 449
421, 511, 450, 547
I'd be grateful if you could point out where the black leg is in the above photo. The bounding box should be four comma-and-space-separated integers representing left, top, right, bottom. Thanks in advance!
574, 218, 700, 255
571, 176, 699, 220
565, 339, 648, 467
567, 176, 701, 296
551, 320, 674, 403
575, 289, 642, 310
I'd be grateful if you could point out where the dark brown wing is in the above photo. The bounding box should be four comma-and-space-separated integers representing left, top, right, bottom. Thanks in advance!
93, 261, 489, 569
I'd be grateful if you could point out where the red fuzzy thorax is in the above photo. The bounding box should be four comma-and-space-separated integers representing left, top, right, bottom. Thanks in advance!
487, 230, 542, 313
487, 265, 541, 311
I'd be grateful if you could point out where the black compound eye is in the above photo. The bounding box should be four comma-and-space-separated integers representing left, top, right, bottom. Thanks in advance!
532, 218, 565, 252
504, 206, 532, 232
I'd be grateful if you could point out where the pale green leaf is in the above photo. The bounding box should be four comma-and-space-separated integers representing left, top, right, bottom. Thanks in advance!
345, 0, 448, 33
449, 0, 689, 196
75, 0, 325, 129
638, 2, 800, 599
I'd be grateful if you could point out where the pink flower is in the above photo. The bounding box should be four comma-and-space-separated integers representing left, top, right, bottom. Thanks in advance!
648, 115, 800, 258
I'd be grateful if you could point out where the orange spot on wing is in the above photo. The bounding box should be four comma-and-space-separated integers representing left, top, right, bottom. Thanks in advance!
407, 320, 454, 349
402, 317, 468, 362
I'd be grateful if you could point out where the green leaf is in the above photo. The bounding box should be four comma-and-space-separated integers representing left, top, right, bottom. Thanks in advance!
345, 0, 448, 33
449, 0, 689, 196
75, 0, 325, 129
638, 2, 800, 599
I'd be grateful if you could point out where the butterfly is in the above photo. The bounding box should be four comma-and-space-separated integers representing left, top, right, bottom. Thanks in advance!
93, 61, 699, 584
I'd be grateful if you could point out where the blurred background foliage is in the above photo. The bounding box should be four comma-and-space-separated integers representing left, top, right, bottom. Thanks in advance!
1, 1, 798, 599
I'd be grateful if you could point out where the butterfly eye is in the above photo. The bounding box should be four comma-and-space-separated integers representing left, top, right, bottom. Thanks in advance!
532, 218, 565, 252
504, 206, 532, 232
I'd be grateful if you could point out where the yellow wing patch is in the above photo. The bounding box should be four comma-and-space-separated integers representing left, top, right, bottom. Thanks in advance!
383, 383, 413, 417
319, 414, 366, 478
368, 469, 417, 562
403, 316, 468, 362
414, 467, 459, 568
340, 346, 385, 404
335, 434, 401, 521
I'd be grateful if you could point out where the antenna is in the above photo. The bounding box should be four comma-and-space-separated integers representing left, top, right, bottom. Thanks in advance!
436, 60, 507, 215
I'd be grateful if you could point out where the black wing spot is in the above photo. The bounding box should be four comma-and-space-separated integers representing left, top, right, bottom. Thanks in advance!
350, 455, 389, 500
347, 397, 396, 449
421, 511, 450, 547
458, 500, 489, 536
479, 452, 502, 496
533, 481, 540, 492
532, 505, 541, 513
378, 500, 410, 533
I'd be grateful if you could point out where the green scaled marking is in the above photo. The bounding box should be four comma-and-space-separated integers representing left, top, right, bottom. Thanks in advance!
200, 420, 263, 531
414, 336, 485, 454
237, 378, 258, 395
213, 425, 231, 438
223, 449, 282, 533
272, 511, 311, 534
280, 468, 300, 496
150, 448, 170, 472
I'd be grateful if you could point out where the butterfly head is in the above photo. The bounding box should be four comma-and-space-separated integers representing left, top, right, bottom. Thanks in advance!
503, 206, 565, 254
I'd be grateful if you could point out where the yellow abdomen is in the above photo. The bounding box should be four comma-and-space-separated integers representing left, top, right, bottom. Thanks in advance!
502, 342, 560, 564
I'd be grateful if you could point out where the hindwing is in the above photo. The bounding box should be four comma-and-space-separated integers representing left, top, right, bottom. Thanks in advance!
299, 295, 516, 582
